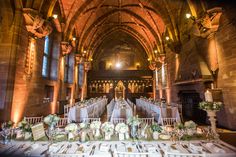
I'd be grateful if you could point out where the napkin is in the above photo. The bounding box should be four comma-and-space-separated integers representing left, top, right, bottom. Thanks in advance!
205, 143, 225, 153
100, 143, 110, 152
67, 144, 77, 154
145, 144, 156, 153
190, 143, 202, 152
48, 143, 60, 153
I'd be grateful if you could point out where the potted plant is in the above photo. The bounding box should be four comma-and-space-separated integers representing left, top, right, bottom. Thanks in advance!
150, 123, 162, 140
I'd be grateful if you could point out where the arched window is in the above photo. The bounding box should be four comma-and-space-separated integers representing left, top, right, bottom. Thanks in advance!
42, 36, 50, 77
64, 53, 74, 83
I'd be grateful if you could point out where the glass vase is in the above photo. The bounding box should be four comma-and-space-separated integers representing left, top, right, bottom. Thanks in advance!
130, 125, 138, 139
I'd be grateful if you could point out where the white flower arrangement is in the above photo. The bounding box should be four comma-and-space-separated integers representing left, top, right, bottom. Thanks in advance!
18, 118, 32, 132
65, 123, 78, 133
90, 121, 101, 130
101, 122, 114, 134
127, 115, 140, 126
184, 120, 197, 129
44, 114, 60, 126
79, 122, 88, 130
115, 123, 129, 134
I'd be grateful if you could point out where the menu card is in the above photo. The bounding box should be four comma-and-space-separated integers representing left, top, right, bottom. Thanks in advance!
31, 122, 46, 140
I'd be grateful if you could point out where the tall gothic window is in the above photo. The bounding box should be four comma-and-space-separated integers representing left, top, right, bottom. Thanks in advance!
78, 64, 84, 87
64, 53, 74, 83
42, 36, 50, 77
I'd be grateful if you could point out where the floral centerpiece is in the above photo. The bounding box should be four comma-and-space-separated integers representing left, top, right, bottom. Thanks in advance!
150, 123, 162, 140
127, 115, 140, 139
101, 122, 114, 140
44, 114, 60, 142
79, 122, 89, 142
184, 120, 197, 136
199, 101, 223, 111
90, 121, 101, 137
199, 101, 223, 138
65, 123, 78, 140
44, 114, 60, 127
1, 121, 14, 129
17, 118, 32, 140
115, 123, 129, 140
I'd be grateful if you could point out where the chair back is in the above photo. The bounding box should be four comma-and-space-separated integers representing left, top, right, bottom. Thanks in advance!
161, 117, 177, 126
64, 104, 70, 118
25, 116, 43, 125
111, 118, 126, 124
139, 117, 154, 125
82, 118, 100, 123
56, 118, 68, 128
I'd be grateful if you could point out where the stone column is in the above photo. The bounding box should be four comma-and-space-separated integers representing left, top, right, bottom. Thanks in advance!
149, 62, 157, 100
81, 62, 91, 101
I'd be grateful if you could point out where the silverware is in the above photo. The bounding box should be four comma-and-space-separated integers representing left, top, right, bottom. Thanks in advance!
89, 145, 96, 155
157, 144, 164, 156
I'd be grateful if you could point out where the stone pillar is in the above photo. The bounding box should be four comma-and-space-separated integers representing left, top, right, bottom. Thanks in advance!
149, 62, 157, 100
81, 62, 91, 101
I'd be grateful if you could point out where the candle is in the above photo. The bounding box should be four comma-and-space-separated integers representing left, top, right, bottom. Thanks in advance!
204, 90, 213, 102
196, 127, 203, 134
165, 126, 173, 133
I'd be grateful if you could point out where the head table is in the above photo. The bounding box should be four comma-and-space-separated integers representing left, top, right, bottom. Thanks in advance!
0, 139, 236, 157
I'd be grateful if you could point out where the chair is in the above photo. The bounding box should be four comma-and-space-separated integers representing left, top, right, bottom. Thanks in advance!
56, 118, 68, 128
165, 151, 206, 157
113, 150, 153, 157
64, 104, 70, 118
82, 118, 100, 123
25, 116, 43, 125
111, 118, 126, 124
161, 117, 177, 126
139, 117, 154, 125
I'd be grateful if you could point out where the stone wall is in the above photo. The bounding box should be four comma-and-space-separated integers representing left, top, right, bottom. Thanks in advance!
166, 2, 236, 130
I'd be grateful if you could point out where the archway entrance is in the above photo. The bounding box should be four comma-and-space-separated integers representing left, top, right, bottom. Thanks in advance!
115, 81, 125, 100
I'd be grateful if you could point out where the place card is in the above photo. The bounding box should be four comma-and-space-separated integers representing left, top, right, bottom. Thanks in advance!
31, 122, 46, 141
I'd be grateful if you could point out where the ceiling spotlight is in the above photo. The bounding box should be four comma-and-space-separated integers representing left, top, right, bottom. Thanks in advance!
52, 14, 58, 19
147, 58, 151, 61
83, 50, 87, 53
154, 50, 158, 53
186, 13, 191, 19
72, 37, 76, 41
165, 36, 170, 41
115, 62, 122, 69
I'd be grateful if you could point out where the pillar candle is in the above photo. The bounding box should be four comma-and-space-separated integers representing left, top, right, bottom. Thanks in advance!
205, 90, 213, 102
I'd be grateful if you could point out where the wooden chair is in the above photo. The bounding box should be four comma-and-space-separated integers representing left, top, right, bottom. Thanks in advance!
56, 118, 68, 128
82, 118, 100, 123
161, 117, 177, 126
25, 116, 43, 125
111, 118, 126, 124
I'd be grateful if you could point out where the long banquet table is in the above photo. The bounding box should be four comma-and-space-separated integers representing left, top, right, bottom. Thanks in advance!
0, 140, 236, 157
68, 98, 107, 123
136, 98, 181, 124
110, 99, 133, 120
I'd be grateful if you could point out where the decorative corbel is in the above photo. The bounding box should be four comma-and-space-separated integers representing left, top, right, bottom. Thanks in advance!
192, 7, 222, 38
23, 9, 52, 38
75, 54, 84, 64
60, 41, 72, 56
149, 61, 157, 71
84, 61, 91, 72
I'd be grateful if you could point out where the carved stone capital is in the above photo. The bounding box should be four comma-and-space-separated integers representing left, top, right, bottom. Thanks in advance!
149, 61, 157, 71
157, 54, 166, 64
192, 7, 222, 39
23, 9, 52, 38
75, 54, 84, 64
84, 62, 91, 72
60, 41, 72, 56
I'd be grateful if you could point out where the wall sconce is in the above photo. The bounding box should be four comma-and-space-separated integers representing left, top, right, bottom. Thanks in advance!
52, 14, 58, 19
165, 36, 170, 41
43, 97, 50, 103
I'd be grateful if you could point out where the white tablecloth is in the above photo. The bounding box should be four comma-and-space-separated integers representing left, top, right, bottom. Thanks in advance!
136, 98, 181, 124
110, 100, 133, 120
1, 140, 235, 157
68, 98, 107, 123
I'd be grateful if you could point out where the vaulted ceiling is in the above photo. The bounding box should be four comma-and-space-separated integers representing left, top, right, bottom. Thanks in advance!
59, 0, 182, 60
17, 0, 206, 62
